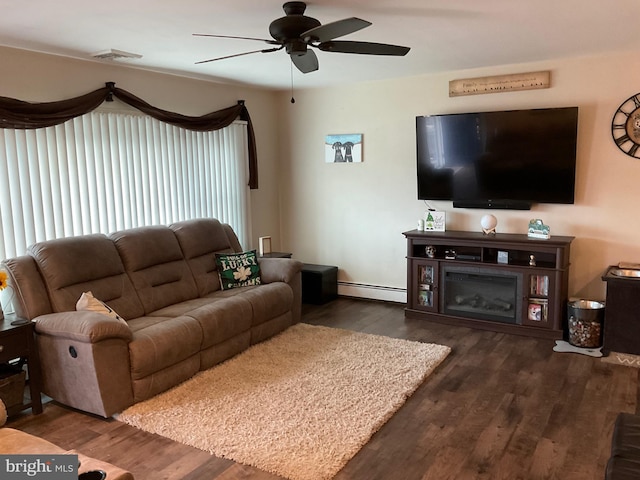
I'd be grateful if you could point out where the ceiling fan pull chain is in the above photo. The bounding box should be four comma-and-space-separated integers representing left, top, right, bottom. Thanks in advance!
290, 60, 296, 104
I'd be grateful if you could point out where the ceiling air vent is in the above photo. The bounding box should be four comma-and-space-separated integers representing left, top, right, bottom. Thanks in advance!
91, 49, 142, 61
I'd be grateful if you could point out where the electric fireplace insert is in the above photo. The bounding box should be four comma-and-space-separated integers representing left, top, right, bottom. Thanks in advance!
442, 265, 523, 324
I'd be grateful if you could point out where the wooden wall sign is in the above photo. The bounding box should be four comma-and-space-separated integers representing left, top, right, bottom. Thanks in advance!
449, 71, 551, 97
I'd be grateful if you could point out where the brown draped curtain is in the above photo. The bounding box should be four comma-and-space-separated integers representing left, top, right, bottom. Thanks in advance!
0, 82, 258, 188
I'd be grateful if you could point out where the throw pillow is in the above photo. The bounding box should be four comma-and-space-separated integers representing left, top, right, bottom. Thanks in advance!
76, 291, 127, 325
214, 250, 262, 290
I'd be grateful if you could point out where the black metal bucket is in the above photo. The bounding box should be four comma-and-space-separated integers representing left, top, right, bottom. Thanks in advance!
567, 299, 605, 348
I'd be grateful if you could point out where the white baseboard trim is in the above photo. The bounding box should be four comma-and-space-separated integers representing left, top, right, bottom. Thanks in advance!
337, 281, 407, 304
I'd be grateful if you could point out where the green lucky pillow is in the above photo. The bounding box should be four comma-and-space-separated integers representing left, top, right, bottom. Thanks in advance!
214, 250, 262, 290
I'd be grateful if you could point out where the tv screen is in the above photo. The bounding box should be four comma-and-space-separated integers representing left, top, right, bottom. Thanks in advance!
416, 107, 578, 209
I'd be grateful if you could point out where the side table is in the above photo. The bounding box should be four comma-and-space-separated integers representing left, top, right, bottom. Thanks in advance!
301, 264, 338, 305
0, 317, 43, 415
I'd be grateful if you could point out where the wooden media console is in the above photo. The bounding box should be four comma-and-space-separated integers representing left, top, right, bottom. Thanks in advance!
404, 230, 574, 339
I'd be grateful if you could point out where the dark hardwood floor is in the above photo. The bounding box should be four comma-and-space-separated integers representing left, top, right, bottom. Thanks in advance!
7, 298, 637, 480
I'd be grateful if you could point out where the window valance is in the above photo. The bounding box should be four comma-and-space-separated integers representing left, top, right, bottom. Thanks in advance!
0, 82, 258, 188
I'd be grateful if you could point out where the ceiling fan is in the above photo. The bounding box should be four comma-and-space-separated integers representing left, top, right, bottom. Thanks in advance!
194, 1, 410, 74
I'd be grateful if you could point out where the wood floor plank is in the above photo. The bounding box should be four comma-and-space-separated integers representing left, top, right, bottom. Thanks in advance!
5, 298, 635, 480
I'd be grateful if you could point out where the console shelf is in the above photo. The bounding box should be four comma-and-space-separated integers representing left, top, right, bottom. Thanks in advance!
403, 230, 574, 339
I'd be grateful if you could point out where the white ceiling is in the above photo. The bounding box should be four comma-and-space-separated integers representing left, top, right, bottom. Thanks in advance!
2, 0, 640, 90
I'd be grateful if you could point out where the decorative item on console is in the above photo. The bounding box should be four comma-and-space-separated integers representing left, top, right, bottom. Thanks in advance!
424, 210, 446, 232
480, 214, 498, 235
425, 246, 436, 258
528, 219, 551, 239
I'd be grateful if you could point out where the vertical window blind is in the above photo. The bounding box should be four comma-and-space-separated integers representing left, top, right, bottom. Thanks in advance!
0, 110, 250, 261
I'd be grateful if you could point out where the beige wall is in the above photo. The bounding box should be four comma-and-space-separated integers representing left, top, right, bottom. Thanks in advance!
278, 52, 640, 302
0, 46, 282, 252
5, 45, 640, 302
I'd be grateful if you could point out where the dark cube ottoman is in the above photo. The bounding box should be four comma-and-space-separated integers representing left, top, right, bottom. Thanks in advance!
301, 264, 338, 304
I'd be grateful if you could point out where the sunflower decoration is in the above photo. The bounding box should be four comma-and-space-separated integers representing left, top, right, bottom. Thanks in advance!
0, 270, 8, 291
0, 270, 22, 324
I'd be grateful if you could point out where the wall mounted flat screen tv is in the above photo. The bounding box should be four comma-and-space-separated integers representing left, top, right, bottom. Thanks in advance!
416, 107, 578, 209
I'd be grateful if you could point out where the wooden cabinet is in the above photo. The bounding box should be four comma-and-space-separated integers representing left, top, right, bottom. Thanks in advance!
521, 272, 554, 328
410, 259, 439, 313
0, 318, 43, 415
601, 266, 640, 355
404, 230, 573, 339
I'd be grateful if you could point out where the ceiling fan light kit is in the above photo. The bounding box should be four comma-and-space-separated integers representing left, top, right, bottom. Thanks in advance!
194, 1, 410, 74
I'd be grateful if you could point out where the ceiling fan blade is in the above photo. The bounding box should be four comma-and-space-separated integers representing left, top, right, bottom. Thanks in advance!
318, 41, 410, 56
193, 33, 280, 46
291, 50, 319, 74
196, 47, 283, 65
301, 17, 371, 43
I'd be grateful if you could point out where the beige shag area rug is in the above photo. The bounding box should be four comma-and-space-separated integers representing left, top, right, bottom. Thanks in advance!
117, 323, 451, 480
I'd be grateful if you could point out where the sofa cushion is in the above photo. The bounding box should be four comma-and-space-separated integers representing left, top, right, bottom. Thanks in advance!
185, 295, 253, 349
110, 226, 198, 314
127, 315, 202, 380
28, 234, 145, 319
148, 297, 219, 318
234, 282, 293, 326
171, 218, 234, 258
215, 250, 262, 290
170, 218, 237, 296
221, 223, 243, 252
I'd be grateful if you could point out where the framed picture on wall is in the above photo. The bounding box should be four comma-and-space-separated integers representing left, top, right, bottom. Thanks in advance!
325, 134, 363, 163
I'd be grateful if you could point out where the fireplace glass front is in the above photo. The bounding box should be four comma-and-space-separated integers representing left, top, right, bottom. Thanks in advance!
442, 266, 522, 324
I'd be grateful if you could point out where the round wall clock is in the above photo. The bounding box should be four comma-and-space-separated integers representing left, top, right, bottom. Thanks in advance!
612, 93, 640, 158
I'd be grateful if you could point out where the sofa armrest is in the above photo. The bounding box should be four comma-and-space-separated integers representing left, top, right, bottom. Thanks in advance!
34, 311, 133, 343
259, 258, 303, 284
2, 256, 53, 320
259, 258, 303, 324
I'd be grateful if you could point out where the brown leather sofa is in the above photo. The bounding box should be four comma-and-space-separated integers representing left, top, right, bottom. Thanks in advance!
606, 412, 640, 479
0, 400, 134, 479
2, 218, 302, 418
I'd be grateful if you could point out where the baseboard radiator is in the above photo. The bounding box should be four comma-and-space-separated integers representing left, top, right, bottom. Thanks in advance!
337, 281, 407, 304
